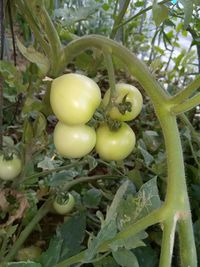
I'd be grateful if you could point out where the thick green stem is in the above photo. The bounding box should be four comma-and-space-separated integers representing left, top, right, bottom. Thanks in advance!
4, 199, 52, 263
159, 217, 177, 267
178, 217, 197, 267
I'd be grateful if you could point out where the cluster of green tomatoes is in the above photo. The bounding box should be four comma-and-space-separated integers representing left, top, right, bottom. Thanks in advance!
50, 73, 143, 161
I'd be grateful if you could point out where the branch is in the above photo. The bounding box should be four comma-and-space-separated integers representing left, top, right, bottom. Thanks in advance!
171, 92, 200, 115
170, 75, 200, 105
114, 0, 171, 31
110, 0, 131, 39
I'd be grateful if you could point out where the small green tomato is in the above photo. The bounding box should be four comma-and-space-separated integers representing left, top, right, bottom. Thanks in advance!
0, 154, 22, 181
53, 193, 75, 215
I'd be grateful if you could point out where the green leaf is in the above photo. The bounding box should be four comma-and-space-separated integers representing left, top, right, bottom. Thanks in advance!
47, 170, 77, 187
58, 211, 86, 261
38, 236, 63, 267
179, 0, 193, 28
117, 178, 161, 230
110, 231, 147, 251
83, 188, 102, 208
17, 38, 49, 76
134, 246, 159, 267
93, 255, 119, 267
112, 248, 139, 267
152, 3, 169, 26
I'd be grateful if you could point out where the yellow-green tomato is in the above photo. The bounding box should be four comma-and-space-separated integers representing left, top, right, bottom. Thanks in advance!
16, 246, 42, 261
95, 123, 136, 161
53, 121, 96, 158
0, 154, 22, 181
103, 83, 143, 121
53, 193, 75, 215
50, 73, 101, 125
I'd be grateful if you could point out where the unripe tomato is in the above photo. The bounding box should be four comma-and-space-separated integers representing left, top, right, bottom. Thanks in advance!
16, 246, 42, 261
103, 83, 143, 121
53, 193, 75, 215
95, 123, 136, 161
50, 73, 101, 125
53, 121, 96, 158
0, 154, 22, 181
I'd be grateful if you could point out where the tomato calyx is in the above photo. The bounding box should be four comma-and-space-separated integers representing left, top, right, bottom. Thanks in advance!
116, 94, 132, 115
55, 192, 71, 205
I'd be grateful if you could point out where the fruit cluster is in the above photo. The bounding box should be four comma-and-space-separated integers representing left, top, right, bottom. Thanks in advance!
50, 73, 143, 161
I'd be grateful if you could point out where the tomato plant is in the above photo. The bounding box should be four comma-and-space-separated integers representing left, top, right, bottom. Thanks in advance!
53, 121, 96, 158
50, 73, 101, 125
103, 83, 143, 121
95, 122, 136, 161
53, 193, 75, 215
0, 154, 22, 181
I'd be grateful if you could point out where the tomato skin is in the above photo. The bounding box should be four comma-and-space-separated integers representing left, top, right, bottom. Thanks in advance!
53, 121, 96, 158
103, 83, 143, 121
50, 73, 101, 125
95, 123, 136, 161
16, 246, 42, 261
0, 155, 22, 181
53, 193, 75, 215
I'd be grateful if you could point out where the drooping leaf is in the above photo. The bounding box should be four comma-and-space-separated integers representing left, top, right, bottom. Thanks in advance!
17, 38, 49, 76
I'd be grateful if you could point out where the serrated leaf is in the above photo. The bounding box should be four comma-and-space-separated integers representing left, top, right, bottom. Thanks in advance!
117, 178, 161, 230
47, 170, 77, 187
17, 38, 49, 75
110, 231, 147, 251
112, 248, 139, 267
38, 236, 63, 267
83, 188, 102, 208
58, 212, 86, 260
152, 3, 169, 26
93, 255, 119, 267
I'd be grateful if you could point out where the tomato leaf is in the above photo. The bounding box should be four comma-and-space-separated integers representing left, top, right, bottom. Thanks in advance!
17, 38, 50, 76
112, 248, 139, 267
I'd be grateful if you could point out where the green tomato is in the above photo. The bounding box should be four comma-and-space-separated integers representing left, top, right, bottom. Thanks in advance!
95, 122, 136, 161
50, 73, 101, 125
103, 83, 143, 121
16, 246, 42, 261
53, 121, 96, 158
0, 154, 22, 181
53, 193, 75, 215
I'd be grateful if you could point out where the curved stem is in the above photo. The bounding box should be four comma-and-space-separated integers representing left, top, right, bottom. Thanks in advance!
170, 75, 200, 105
63, 174, 122, 191
4, 199, 52, 263
61, 35, 169, 105
171, 92, 200, 115
159, 216, 177, 267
